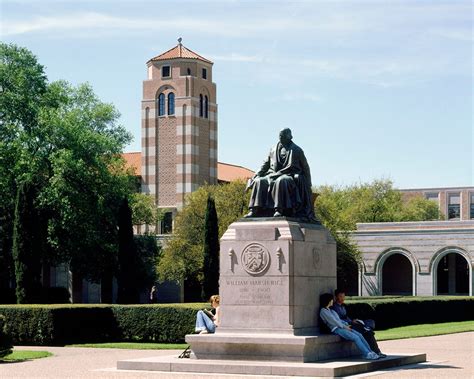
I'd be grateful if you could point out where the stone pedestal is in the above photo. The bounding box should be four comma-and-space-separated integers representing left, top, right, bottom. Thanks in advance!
117, 218, 427, 375
187, 218, 349, 362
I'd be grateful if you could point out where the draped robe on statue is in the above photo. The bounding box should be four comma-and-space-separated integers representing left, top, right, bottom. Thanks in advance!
248, 141, 315, 221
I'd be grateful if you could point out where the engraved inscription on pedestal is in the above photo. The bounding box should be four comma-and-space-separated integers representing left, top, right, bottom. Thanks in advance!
225, 278, 284, 305
241, 243, 270, 276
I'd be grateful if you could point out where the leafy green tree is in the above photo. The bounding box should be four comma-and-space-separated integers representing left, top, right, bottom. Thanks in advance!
0, 43, 49, 303
1, 43, 136, 301
134, 235, 160, 288
202, 195, 220, 300
157, 180, 248, 287
12, 182, 42, 303
129, 193, 164, 228
315, 179, 443, 292
398, 195, 443, 221
117, 197, 139, 304
36, 81, 134, 282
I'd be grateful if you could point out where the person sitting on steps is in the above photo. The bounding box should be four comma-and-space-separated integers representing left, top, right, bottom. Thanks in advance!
331, 289, 386, 358
195, 295, 220, 334
319, 293, 380, 360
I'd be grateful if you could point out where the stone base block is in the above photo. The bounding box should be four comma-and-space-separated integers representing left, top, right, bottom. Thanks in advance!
186, 333, 360, 362
117, 353, 427, 377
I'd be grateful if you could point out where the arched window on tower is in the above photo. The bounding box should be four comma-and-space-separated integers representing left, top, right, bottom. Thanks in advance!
158, 93, 165, 116
168, 93, 175, 115
199, 94, 204, 117
204, 95, 209, 119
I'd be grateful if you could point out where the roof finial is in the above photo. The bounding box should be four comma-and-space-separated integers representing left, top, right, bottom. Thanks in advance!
178, 37, 182, 45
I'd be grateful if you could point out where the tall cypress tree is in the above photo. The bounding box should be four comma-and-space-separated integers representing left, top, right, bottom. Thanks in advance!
202, 195, 220, 300
12, 182, 42, 304
117, 197, 139, 304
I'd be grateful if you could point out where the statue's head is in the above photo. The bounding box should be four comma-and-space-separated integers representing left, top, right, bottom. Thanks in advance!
279, 128, 293, 145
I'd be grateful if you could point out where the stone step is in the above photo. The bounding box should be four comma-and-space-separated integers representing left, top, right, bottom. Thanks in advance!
117, 352, 426, 377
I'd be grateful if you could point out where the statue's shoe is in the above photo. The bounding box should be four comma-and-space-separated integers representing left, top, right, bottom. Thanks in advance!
273, 211, 283, 217
244, 210, 258, 218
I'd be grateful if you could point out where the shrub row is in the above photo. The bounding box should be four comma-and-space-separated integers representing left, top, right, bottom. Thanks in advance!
345, 296, 474, 329
0, 303, 204, 345
1, 297, 472, 345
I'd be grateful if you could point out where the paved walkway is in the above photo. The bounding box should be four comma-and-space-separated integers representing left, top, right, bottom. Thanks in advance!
1, 332, 472, 378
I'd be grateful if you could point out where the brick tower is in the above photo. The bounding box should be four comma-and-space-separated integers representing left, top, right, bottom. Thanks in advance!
141, 39, 217, 216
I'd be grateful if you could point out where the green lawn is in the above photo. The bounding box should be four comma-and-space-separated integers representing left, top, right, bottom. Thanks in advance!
376, 320, 474, 341
66, 321, 474, 349
1, 350, 53, 362
67, 342, 188, 350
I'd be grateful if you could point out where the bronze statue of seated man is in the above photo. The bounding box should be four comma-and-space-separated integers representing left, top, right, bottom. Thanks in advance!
245, 128, 316, 222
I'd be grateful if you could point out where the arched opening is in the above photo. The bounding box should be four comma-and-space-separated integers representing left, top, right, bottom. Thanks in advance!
167, 93, 175, 115
382, 254, 413, 295
204, 95, 209, 119
199, 94, 203, 117
436, 253, 469, 295
157, 93, 165, 116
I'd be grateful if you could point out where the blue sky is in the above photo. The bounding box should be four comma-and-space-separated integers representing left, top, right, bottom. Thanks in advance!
2, 0, 472, 188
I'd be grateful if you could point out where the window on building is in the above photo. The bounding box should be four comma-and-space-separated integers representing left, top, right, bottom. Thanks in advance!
425, 192, 439, 203
448, 193, 461, 220
187, 68, 191, 75
158, 93, 165, 116
162, 212, 173, 234
204, 95, 209, 118
167, 93, 175, 115
202, 68, 207, 79
470, 193, 474, 219
199, 94, 203, 117
162, 65, 170, 78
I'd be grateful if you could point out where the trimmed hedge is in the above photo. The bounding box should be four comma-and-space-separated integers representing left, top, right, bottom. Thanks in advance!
0, 304, 204, 345
345, 296, 474, 330
1, 297, 472, 345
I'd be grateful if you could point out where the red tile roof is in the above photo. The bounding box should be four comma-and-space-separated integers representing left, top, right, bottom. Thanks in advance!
121, 152, 254, 183
148, 42, 213, 64
122, 152, 141, 176
217, 162, 254, 182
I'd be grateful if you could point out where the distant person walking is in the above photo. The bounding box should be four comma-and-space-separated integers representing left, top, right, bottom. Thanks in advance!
149, 285, 158, 304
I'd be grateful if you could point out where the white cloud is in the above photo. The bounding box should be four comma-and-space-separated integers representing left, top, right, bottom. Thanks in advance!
209, 53, 264, 63
2, 13, 218, 36
1, 8, 374, 37
2, 2, 470, 88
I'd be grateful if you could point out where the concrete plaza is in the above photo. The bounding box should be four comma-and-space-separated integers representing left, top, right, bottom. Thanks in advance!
1, 332, 472, 378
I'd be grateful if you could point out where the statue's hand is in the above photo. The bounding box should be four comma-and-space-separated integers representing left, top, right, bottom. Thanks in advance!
245, 178, 254, 191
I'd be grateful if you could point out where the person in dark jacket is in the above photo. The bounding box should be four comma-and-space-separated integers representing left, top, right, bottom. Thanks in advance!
331, 289, 386, 358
